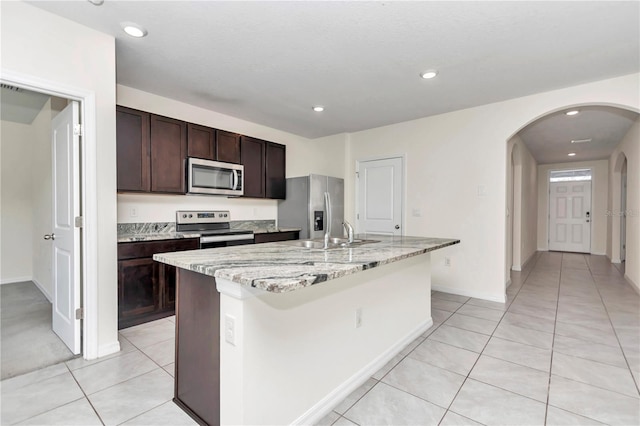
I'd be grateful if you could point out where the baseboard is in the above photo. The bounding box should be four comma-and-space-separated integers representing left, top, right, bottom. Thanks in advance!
625, 274, 640, 296
512, 251, 536, 272
611, 258, 622, 264
32, 277, 52, 302
97, 340, 122, 360
0, 276, 32, 285
590, 251, 606, 256
292, 318, 433, 425
431, 284, 506, 303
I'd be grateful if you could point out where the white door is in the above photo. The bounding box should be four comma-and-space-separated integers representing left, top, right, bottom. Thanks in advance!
50, 101, 81, 354
357, 157, 403, 236
549, 181, 591, 253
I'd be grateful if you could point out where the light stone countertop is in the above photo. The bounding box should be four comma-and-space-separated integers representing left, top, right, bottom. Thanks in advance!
153, 235, 460, 293
117, 227, 301, 243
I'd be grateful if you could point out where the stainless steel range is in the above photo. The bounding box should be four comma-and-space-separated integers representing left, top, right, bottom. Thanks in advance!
176, 210, 254, 249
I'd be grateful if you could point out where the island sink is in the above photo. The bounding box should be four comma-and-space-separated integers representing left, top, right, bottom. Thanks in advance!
281, 237, 380, 249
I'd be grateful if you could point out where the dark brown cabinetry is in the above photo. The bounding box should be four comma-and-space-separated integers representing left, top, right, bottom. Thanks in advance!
254, 230, 299, 244
117, 238, 198, 329
216, 130, 241, 164
240, 136, 266, 198
240, 136, 287, 199
265, 142, 286, 199
150, 115, 187, 193
116, 106, 150, 192
187, 123, 216, 160
117, 105, 285, 199
116, 106, 187, 194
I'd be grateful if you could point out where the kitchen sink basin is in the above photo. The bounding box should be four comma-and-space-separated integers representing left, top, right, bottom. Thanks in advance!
281, 238, 380, 249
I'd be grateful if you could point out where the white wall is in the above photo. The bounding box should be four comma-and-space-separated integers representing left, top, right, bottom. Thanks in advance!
608, 118, 640, 291
2, 1, 119, 356
116, 86, 346, 224
507, 135, 537, 272
345, 74, 639, 302
0, 120, 34, 283
537, 160, 609, 255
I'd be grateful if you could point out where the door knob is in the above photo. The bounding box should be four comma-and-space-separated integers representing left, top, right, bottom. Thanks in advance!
43, 233, 55, 240
586, 220, 590, 223
395, 225, 400, 230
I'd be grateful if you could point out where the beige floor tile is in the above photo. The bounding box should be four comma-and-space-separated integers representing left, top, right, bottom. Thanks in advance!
409, 339, 479, 376
121, 400, 197, 425
17, 398, 102, 426
88, 368, 174, 425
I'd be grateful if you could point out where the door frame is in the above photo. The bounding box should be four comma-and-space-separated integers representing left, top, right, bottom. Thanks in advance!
355, 154, 406, 235
546, 167, 594, 253
1, 69, 99, 360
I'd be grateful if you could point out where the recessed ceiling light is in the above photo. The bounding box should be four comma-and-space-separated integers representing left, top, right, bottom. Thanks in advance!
565, 110, 579, 116
121, 22, 147, 38
312, 106, 324, 112
571, 138, 592, 144
87, 0, 104, 5
568, 152, 577, 157
420, 70, 438, 79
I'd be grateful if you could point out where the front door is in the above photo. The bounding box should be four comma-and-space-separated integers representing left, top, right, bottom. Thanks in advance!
357, 157, 403, 236
549, 180, 591, 253
51, 101, 81, 354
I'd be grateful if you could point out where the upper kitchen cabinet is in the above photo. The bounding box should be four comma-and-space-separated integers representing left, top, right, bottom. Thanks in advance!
240, 136, 266, 198
265, 142, 286, 199
216, 130, 241, 164
240, 136, 287, 199
117, 107, 187, 194
150, 115, 187, 193
187, 123, 216, 160
116, 106, 151, 192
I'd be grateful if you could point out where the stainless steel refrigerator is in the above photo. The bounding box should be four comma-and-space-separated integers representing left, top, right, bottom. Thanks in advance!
277, 174, 344, 239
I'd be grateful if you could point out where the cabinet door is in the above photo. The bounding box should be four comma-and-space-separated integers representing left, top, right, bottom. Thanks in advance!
240, 136, 266, 198
116, 106, 150, 192
187, 123, 216, 160
216, 130, 241, 164
265, 142, 286, 199
118, 258, 159, 319
150, 115, 187, 193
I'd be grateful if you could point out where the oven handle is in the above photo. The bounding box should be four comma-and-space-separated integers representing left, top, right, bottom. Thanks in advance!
200, 234, 254, 244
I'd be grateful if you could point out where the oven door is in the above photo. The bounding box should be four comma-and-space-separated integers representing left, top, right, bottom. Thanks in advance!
200, 234, 254, 249
188, 158, 244, 196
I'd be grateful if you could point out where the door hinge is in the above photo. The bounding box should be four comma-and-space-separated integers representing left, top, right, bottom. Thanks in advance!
75, 308, 84, 320
356, 171, 360, 178
357, 213, 360, 219
75, 216, 84, 228
73, 124, 83, 137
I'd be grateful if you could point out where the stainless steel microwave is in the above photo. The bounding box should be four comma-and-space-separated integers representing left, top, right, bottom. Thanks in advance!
187, 158, 244, 196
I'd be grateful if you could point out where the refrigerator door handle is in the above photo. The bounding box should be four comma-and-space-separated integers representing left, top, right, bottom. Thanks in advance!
324, 192, 332, 242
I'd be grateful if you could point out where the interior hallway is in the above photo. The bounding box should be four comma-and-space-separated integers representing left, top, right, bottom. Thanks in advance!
0, 253, 638, 425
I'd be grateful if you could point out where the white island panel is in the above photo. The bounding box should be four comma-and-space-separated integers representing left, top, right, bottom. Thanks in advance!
219, 252, 432, 425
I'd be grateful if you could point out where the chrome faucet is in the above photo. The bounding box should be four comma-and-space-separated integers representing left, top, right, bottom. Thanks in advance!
343, 221, 354, 244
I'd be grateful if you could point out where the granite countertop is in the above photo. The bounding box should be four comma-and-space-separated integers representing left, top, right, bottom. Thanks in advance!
153, 235, 460, 293
117, 221, 301, 243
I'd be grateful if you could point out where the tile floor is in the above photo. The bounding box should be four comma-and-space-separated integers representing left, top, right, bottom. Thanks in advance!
317, 252, 640, 425
1, 252, 638, 425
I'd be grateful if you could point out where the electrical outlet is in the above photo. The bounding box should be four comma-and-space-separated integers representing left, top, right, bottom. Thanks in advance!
355, 308, 362, 328
129, 207, 138, 217
225, 314, 236, 345
444, 257, 451, 267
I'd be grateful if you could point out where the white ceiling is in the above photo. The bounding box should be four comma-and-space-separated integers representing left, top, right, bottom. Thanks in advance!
28, 1, 639, 139
518, 106, 638, 165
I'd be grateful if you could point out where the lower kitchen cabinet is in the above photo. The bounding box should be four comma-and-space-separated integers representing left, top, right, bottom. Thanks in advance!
118, 238, 199, 329
254, 230, 300, 244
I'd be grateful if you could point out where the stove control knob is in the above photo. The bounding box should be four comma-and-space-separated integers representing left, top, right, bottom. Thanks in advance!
189, 214, 193, 218
182, 214, 187, 218
224, 213, 228, 217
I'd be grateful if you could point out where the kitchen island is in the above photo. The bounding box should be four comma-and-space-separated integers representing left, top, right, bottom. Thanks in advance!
154, 235, 459, 425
